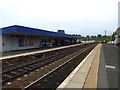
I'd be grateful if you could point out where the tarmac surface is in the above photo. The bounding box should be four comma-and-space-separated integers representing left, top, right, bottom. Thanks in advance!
98, 44, 119, 88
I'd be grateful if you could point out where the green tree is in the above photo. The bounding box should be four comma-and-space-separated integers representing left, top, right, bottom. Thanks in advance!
97, 34, 102, 38
111, 32, 116, 41
86, 35, 90, 41
57, 29, 65, 34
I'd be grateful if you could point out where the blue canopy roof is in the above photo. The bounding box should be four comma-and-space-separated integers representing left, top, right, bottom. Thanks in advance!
0, 25, 81, 39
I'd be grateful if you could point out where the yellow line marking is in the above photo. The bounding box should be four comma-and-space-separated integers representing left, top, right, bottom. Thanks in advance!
83, 44, 102, 88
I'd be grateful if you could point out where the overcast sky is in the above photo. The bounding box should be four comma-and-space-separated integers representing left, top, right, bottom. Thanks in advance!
0, 0, 119, 36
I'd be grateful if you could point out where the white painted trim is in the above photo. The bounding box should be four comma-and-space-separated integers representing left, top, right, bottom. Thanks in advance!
105, 65, 116, 69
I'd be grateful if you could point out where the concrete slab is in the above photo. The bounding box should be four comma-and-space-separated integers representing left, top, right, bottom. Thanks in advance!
70, 71, 88, 84
64, 81, 84, 88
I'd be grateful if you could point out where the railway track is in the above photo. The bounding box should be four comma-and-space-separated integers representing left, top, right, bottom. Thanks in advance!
2, 44, 87, 84
2, 44, 86, 72
22, 44, 96, 89
2, 43, 97, 89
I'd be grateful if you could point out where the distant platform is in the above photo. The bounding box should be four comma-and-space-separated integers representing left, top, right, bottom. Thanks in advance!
0, 43, 86, 60
1, 47, 57, 57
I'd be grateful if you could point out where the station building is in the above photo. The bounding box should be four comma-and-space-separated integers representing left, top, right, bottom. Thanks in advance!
0, 25, 81, 52
115, 27, 120, 46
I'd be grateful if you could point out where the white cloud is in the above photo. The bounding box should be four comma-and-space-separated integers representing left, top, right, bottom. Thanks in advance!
0, 0, 119, 35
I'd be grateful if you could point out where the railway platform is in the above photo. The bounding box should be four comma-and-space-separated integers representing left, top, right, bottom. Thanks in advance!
0, 43, 84, 60
57, 44, 119, 89
0, 47, 57, 57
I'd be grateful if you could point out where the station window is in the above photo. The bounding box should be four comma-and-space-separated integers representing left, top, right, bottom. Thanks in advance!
19, 38, 24, 46
25, 38, 34, 46
118, 33, 120, 38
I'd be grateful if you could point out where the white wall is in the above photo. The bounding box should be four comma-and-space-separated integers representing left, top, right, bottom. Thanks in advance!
0, 34, 2, 53
2, 35, 11, 52
2, 35, 42, 52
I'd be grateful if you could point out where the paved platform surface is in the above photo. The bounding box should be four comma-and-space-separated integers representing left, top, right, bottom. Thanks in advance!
98, 44, 119, 88
57, 44, 101, 89
57, 44, 119, 89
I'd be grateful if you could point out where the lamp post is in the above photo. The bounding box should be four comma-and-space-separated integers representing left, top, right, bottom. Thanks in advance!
105, 30, 106, 43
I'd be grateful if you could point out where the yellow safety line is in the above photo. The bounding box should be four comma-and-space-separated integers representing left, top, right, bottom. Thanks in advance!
83, 44, 102, 88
